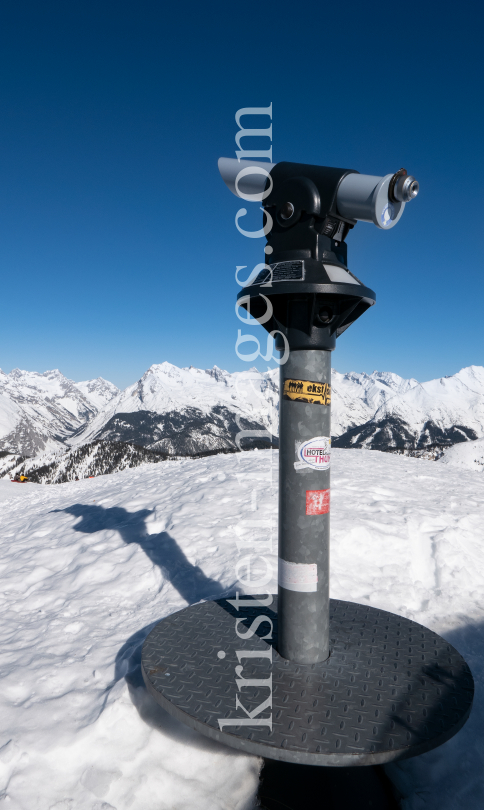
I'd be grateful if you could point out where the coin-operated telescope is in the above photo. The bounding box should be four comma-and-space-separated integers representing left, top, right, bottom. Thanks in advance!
219, 157, 419, 664
141, 157, 473, 770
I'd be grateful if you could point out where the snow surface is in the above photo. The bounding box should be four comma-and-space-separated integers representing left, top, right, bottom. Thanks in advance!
1, 449, 484, 809
70, 363, 280, 447
439, 437, 484, 472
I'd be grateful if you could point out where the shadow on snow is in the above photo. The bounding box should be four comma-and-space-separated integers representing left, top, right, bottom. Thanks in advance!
52, 501, 239, 754
57, 502, 227, 604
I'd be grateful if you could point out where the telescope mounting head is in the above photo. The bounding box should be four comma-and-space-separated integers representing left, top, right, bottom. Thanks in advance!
218, 157, 418, 352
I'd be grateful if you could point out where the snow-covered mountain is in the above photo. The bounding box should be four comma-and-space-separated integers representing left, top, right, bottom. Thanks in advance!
2, 362, 484, 479
73, 361, 484, 456
69, 362, 279, 455
73, 376, 121, 410
330, 368, 419, 437
332, 365, 484, 450
17, 439, 169, 484
0, 368, 119, 455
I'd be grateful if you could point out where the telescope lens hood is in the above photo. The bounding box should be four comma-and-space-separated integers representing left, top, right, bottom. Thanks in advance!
218, 157, 275, 201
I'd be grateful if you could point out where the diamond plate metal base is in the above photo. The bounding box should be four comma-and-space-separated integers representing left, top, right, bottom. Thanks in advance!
141, 597, 473, 766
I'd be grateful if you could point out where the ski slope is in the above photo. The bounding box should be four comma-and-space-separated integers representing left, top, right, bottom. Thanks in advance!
1, 449, 483, 809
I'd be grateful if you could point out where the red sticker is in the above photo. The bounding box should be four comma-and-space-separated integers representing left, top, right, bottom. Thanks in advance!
306, 489, 330, 515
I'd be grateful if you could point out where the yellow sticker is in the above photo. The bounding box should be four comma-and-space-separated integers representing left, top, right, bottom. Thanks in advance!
283, 379, 331, 406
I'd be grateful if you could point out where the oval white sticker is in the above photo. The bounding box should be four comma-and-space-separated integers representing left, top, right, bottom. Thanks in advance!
381, 202, 395, 227
295, 436, 331, 471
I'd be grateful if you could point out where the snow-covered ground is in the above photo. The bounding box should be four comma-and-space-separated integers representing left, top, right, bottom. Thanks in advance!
1, 449, 483, 809
439, 436, 484, 472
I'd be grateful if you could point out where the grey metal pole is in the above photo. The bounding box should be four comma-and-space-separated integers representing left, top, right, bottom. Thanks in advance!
278, 349, 331, 664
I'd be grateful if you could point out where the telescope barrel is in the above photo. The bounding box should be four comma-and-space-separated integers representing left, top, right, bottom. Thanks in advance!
218, 158, 418, 229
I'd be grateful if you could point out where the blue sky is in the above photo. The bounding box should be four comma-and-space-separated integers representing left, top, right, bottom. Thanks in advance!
1, 0, 483, 389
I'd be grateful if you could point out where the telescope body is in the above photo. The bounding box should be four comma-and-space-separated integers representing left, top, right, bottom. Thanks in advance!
218, 157, 417, 230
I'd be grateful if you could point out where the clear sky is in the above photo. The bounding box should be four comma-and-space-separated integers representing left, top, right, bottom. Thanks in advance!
1, 0, 483, 389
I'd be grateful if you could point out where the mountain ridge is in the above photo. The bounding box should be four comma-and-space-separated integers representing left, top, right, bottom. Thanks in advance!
0, 368, 120, 455
1, 363, 483, 481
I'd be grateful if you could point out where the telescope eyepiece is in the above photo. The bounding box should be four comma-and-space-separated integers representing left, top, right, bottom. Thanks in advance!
390, 170, 419, 203
406, 178, 419, 199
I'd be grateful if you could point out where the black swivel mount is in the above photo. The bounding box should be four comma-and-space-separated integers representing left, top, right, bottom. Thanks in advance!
236, 161, 377, 352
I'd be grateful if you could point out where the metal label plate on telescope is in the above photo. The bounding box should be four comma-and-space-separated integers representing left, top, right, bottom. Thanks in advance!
254, 261, 305, 285
141, 597, 474, 766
